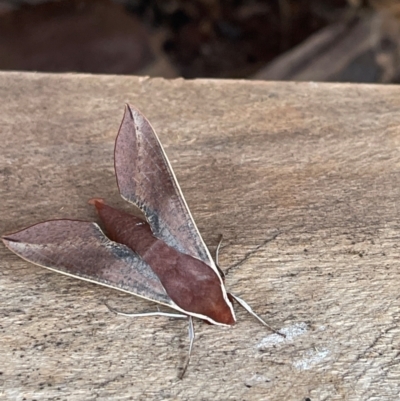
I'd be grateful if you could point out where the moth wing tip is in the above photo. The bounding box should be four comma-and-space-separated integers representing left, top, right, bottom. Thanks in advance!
123, 104, 145, 123
2, 235, 19, 247
123, 104, 135, 121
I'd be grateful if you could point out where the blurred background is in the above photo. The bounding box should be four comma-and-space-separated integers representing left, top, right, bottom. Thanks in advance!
0, 0, 400, 82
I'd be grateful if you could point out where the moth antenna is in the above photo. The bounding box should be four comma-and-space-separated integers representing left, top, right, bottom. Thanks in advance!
230, 293, 286, 338
179, 316, 195, 379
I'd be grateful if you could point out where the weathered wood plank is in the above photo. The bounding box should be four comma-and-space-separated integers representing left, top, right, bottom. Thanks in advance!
1, 72, 400, 400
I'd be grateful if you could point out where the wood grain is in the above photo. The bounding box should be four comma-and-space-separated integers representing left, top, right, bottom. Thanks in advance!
1, 72, 400, 400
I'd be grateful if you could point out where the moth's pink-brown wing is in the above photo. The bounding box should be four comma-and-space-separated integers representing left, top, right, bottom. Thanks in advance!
2, 220, 176, 308
115, 105, 215, 269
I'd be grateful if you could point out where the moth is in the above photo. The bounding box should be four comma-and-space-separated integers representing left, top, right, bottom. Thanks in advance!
2, 105, 280, 378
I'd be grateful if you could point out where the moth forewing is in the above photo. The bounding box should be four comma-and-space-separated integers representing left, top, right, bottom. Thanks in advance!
2, 220, 233, 327
114, 105, 236, 324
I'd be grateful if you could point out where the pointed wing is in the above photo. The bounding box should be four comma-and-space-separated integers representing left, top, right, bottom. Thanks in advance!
2, 220, 176, 308
114, 105, 215, 268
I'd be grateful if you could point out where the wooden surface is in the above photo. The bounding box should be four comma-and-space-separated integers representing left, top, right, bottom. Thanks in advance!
1, 72, 400, 401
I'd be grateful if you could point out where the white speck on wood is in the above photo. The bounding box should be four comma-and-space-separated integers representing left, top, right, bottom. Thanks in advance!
293, 348, 330, 371
256, 322, 308, 349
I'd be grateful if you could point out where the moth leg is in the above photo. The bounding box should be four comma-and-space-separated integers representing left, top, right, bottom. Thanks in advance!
230, 293, 285, 337
215, 234, 225, 279
105, 301, 187, 319
179, 316, 195, 379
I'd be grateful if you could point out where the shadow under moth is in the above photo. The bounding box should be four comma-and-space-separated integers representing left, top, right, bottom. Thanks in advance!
2, 105, 281, 378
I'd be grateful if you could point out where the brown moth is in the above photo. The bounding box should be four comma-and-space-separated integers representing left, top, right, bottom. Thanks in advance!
2, 105, 280, 378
